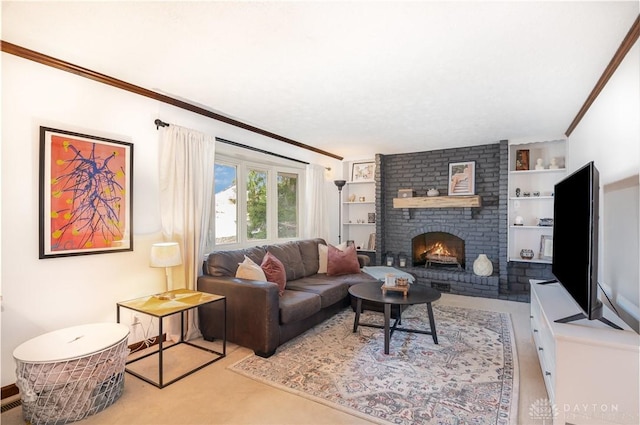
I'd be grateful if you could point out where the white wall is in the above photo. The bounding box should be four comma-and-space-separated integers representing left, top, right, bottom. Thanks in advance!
0, 53, 341, 386
566, 41, 640, 329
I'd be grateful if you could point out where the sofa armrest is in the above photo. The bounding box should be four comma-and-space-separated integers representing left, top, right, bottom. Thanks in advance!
197, 275, 280, 357
357, 254, 371, 267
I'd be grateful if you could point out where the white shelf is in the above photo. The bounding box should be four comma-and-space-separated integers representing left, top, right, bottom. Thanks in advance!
344, 223, 375, 226
346, 180, 374, 185
509, 257, 551, 264
342, 161, 376, 256
343, 201, 375, 205
509, 169, 566, 175
510, 225, 554, 230
509, 196, 554, 200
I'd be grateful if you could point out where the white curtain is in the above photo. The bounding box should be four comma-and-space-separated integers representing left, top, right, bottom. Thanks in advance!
303, 164, 328, 240
159, 124, 215, 341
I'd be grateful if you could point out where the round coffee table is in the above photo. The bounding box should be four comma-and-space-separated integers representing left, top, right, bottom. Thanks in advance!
349, 281, 441, 354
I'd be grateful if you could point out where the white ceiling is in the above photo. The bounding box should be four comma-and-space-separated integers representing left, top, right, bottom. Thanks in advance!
2, 1, 638, 160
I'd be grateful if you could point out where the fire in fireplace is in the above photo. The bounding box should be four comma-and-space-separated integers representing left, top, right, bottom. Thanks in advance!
412, 232, 465, 269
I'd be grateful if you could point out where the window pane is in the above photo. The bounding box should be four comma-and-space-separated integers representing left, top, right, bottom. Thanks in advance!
214, 163, 237, 244
278, 172, 298, 238
246, 169, 267, 240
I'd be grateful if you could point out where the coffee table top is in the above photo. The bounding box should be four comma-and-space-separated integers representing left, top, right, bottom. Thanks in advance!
349, 281, 441, 306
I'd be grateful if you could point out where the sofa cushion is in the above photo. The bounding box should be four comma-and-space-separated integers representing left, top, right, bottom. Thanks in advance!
327, 244, 361, 276
318, 242, 347, 274
279, 290, 322, 324
261, 252, 287, 296
285, 276, 349, 308
267, 242, 305, 281
205, 246, 266, 277
297, 238, 325, 277
236, 255, 267, 281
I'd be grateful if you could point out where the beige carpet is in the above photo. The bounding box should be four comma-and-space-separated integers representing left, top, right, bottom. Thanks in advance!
1, 293, 547, 424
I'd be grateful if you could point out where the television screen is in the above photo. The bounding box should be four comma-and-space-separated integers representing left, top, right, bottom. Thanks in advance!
552, 161, 602, 320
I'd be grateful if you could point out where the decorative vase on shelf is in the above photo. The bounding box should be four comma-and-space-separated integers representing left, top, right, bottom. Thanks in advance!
520, 249, 535, 260
473, 254, 493, 276
427, 188, 440, 197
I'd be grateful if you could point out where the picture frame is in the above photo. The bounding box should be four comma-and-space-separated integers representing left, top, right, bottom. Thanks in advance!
539, 235, 553, 260
39, 126, 134, 258
368, 212, 376, 223
448, 161, 476, 196
351, 161, 375, 182
515, 149, 530, 171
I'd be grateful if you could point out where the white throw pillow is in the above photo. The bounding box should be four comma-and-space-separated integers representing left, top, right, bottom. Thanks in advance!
318, 242, 347, 274
236, 255, 267, 281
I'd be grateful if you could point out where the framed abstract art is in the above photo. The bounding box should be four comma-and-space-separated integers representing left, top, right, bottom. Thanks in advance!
39, 126, 133, 258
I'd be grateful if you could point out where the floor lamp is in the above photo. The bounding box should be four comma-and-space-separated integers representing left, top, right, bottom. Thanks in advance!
334, 180, 346, 244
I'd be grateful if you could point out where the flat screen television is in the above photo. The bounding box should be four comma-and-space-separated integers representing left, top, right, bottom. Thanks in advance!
550, 161, 621, 329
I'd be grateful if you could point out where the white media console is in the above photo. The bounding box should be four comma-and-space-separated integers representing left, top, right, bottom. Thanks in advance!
530, 280, 640, 425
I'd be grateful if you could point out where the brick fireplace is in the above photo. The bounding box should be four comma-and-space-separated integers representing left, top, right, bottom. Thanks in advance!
373, 141, 553, 300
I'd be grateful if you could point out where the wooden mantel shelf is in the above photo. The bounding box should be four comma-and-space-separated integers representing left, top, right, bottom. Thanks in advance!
393, 195, 482, 208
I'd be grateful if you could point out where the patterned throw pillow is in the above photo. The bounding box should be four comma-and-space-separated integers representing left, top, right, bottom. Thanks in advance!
235, 255, 267, 281
261, 251, 287, 296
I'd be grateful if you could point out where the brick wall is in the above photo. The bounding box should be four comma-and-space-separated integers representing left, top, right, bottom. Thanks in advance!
374, 141, 554, 301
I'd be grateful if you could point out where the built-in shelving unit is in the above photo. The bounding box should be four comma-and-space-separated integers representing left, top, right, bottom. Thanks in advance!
507, 140, 566, 263
341, 160, 376, 256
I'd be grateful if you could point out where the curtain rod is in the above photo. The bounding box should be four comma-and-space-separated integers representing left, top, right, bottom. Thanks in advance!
0, 40, 343, 161
155, 119, 311, 166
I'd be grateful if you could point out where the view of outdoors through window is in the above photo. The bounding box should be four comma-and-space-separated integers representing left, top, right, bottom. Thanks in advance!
278, 172, 298, 238
246, 169, 268, 240
214, 163, 237, 244
214, 161, 300, 245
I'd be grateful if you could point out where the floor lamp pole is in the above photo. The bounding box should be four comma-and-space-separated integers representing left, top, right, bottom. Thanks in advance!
334, 180, 346, 244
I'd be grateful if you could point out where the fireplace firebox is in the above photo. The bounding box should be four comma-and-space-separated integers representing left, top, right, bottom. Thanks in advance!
412, 232, 465, 269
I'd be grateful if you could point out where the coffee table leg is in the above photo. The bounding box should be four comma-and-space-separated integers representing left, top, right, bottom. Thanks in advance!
353, 298, 362, 332
384, 303, 390, 354
427, 302, 438, 344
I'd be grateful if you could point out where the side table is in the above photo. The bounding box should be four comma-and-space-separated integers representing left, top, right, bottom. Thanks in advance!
13, 323, 129, 425
116, 288, 226, 388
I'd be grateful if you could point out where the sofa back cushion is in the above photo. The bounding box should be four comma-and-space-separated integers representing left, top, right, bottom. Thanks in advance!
205, 246, 266, 277
297, 238, 326, 277
266, 241, 305, 281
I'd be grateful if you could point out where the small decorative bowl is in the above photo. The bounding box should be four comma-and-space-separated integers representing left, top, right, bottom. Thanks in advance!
520, 249, 535, 260
396, 277, 409, 286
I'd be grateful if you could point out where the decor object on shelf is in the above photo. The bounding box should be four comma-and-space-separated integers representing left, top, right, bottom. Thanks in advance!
539, 235, 553, 260
515, 188, 521, 197
523, 191, 531, 197
514, 216, 524, 226
398, 189, 414, 198
533, 191, 540, 197
473, 254, 493, 276
351, 161, 375, 182
535, 158, 545, 170
367, 213, 376, 223
348, 194, 356, 202
427, 188, 440, 197
520, 249, 535, 260
39, 126, 133, 259
538, 218, 553, 227
359, 196, 366, 202
150, 242, 182, 292
448, 161, 476, 196
334, 180, 346, 243
515, 149, 530, 170
367, 233, 376, 251
549, 157, 560, 169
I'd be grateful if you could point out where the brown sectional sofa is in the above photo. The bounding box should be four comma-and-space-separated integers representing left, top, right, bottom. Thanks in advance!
197, 238, 378, 357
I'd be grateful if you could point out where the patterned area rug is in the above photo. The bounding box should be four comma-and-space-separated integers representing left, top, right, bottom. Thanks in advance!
229, 304, 518, 425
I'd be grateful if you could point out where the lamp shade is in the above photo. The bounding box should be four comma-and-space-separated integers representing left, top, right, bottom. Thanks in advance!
150, 242, 182, 268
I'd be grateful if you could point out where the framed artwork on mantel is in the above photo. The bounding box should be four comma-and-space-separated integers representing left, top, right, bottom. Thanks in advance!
39, 126, 134, 258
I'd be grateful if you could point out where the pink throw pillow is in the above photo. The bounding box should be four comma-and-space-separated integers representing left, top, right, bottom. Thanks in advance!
261, 251, 287, 296
327, 244, 361, 276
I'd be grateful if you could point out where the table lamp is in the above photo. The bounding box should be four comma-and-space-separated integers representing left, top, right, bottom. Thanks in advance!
150, 242, 182, 293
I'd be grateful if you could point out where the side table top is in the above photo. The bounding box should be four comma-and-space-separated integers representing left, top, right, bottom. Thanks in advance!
14, 323, 129, 363
349, 281, 441, 306
117, 288, 224, 317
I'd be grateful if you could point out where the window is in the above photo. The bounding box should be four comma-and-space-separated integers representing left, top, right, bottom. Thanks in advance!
214, 153, 303, 248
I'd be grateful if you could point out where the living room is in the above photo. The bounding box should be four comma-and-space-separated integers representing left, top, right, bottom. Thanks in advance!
2, 2, 639, 425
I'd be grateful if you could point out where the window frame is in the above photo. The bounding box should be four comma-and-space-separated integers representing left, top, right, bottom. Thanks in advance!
213, 149, 305, 250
